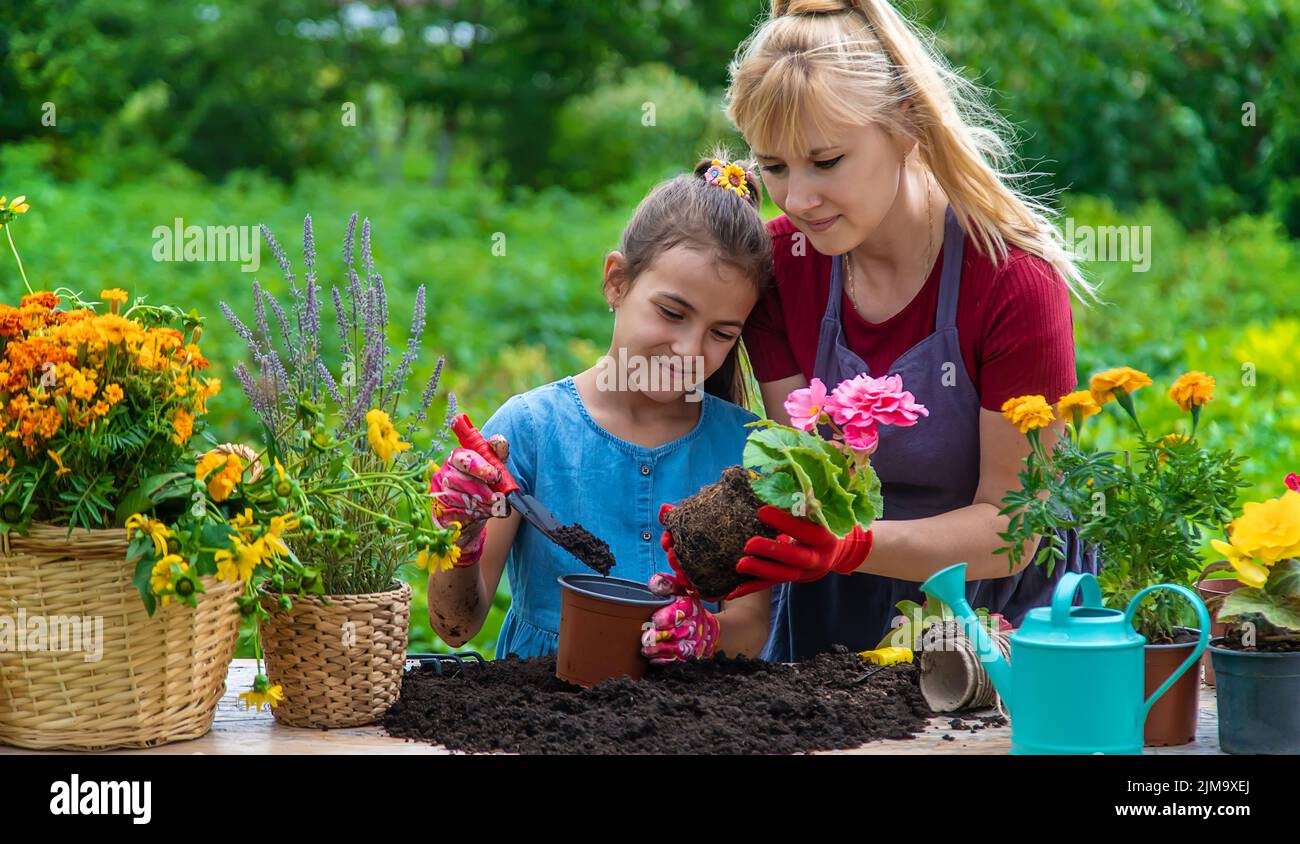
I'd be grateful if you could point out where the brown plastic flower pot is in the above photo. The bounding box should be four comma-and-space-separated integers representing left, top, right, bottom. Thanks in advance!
1195, 563, 1245, 686
1143, 628, 1202, 747
556, 574, 671, 688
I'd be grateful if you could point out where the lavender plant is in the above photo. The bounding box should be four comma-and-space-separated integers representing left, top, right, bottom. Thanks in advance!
222, 214, 459, 594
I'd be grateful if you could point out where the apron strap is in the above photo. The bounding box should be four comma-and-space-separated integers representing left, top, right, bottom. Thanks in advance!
935, 205, 965, 330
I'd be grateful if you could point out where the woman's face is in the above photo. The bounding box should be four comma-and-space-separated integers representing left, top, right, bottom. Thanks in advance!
603, 244, 757, 403
752, 115, 911, 256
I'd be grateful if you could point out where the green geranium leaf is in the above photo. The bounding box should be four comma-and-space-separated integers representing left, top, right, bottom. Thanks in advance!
743, 424, 875, 537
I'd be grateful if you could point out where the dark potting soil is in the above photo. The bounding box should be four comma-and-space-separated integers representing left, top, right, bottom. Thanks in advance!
662, 465, 780, 599
1218, 627, 1300, 653
1148, 629, 1202, 646
548, 523, 615, 575
384, 645, 934, 754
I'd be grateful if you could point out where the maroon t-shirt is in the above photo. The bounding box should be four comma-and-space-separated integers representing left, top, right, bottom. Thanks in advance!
743, 214, 1079, 412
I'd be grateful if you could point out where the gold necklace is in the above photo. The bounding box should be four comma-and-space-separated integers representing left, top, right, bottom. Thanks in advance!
846, 175, 937, 320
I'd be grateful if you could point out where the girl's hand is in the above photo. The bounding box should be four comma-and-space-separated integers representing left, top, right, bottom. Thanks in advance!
641, 570, 720, 664
429, 435, 511, 566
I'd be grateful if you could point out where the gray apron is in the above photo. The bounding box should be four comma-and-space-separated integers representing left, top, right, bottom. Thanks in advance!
765, 206, 1098, 662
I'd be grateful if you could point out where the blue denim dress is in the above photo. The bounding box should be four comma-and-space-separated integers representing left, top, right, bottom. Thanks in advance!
481, 376, 759, 659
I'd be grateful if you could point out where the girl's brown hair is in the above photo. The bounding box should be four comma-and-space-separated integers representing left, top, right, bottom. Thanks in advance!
613, 147, 773, 409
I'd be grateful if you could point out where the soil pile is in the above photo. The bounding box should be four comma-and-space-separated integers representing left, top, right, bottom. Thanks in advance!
662, 465, 779, 599
385, 646, 933, 754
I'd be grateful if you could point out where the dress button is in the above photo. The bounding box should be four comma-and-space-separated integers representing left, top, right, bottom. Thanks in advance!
640, 464, 652, 476
641, 530, 652, 541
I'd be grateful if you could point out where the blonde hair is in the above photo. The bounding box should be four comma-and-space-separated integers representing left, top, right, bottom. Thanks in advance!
725, 0, 1098, 303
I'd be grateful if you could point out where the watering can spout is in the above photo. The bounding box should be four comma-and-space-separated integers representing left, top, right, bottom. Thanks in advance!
920, 563, 1014, 713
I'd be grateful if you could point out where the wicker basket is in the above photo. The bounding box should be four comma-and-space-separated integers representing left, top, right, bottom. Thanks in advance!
259, 580, 411, 728
0, 524, 242, 751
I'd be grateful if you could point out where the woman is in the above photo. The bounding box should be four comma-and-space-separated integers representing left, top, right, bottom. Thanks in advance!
719, 0, 1100, 660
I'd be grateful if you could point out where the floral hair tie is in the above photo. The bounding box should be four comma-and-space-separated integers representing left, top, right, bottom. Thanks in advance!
704, 159, 753, 199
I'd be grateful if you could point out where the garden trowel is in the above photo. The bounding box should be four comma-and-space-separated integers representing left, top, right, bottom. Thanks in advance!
449, 414, 614, 574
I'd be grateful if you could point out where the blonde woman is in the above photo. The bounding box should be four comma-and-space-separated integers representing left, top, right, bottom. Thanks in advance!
724, 0, 1100, 660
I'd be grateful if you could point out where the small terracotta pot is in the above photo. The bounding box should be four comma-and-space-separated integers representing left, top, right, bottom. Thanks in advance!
1143, 627, 1202, 747
556, 574, 670, 687
1195, 562, 1245, 686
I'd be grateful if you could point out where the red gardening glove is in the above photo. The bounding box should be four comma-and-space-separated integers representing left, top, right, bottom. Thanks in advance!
735, 505, 873, 585
654, 503, 776, 601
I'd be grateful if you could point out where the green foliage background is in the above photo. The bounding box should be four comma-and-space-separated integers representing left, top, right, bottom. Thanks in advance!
2, 1, 1296, 653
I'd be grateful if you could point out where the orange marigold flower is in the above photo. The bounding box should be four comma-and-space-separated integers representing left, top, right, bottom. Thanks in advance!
171, 408, 194, 445
93, 313, 139, 346
1001, 395, 1056, 434
1168, 371, 1215, 412
20, 292, 60, 310
1089, 366, 1153, 404
103, 383, 124, 405
1056, 390, 1102, 422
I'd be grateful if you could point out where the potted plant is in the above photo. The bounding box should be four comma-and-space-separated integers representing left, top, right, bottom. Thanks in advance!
1206, 476, 1300, 754
997, 367, 1247, 746
220, 214, 460, 728
0, 229, 254, 750
663, 373, 925, 599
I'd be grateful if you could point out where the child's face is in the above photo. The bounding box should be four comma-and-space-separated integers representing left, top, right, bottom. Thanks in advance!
603, 244, 758, 403
751, 112, 912, 257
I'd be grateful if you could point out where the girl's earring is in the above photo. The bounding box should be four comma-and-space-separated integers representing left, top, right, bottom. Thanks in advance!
608, 306, 615, 313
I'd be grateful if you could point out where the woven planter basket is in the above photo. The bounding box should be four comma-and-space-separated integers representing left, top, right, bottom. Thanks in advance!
259, 580, 411, 729
0, 524, 242, 751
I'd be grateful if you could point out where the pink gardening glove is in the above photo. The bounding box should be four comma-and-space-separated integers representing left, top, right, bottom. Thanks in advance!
429, 435, 510, 566
641, 573, 721, 664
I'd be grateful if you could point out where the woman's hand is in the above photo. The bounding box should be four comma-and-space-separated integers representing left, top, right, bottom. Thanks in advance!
736, 505, 873, 584
429, 434, 511, 566
641, 573, 720, 664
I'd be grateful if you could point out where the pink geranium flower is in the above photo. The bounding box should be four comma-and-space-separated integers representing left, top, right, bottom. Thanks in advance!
784, 377, 831, 432
1287, 473, 1300, 493
826, 373, 929, 428
825, 373, 928, 453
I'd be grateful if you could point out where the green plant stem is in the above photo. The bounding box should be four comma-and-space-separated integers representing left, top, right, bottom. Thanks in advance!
6, 226, 33, 294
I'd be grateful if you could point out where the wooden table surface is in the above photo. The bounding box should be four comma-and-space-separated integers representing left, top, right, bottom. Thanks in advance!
0, 658, 1225, 755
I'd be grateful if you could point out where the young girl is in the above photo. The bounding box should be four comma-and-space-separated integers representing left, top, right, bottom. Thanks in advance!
426, 153, 775, 662
719, 0, 1101, 660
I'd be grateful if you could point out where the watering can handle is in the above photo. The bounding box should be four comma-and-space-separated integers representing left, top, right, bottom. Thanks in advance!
1049, 571, 1104, 627
1124, 584, 1211, 721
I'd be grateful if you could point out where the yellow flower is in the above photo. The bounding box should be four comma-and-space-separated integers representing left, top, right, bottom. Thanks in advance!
263, 513, 300, 556
1088, 366, 1153, 404
203, 454, 242, 503
100, 289, 128, 314
196, 451, 226, 481
103, 383, 124, 405
1000, 395, 1055, 434
92, 313, 139, 346
1210, 539, 1271, 589
1168, 371, 1215, 412
1227, 490, 1300, 566
7, 196, 29, 213
229, 507, 256, 538
149, 554, 186, 595
1156, 433, 1190, 464
239, 675, 285, 712
171, 408, 194, 445
215, 538, 265, 582
1056, 390, 1102, 422
126, 513, 173, 558
46, 448, 71, 477
417, 544, 461, 572
366, 409, 410, 463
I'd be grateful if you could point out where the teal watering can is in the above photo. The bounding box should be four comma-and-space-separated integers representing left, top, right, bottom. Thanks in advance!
920, 562, 1210, 755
